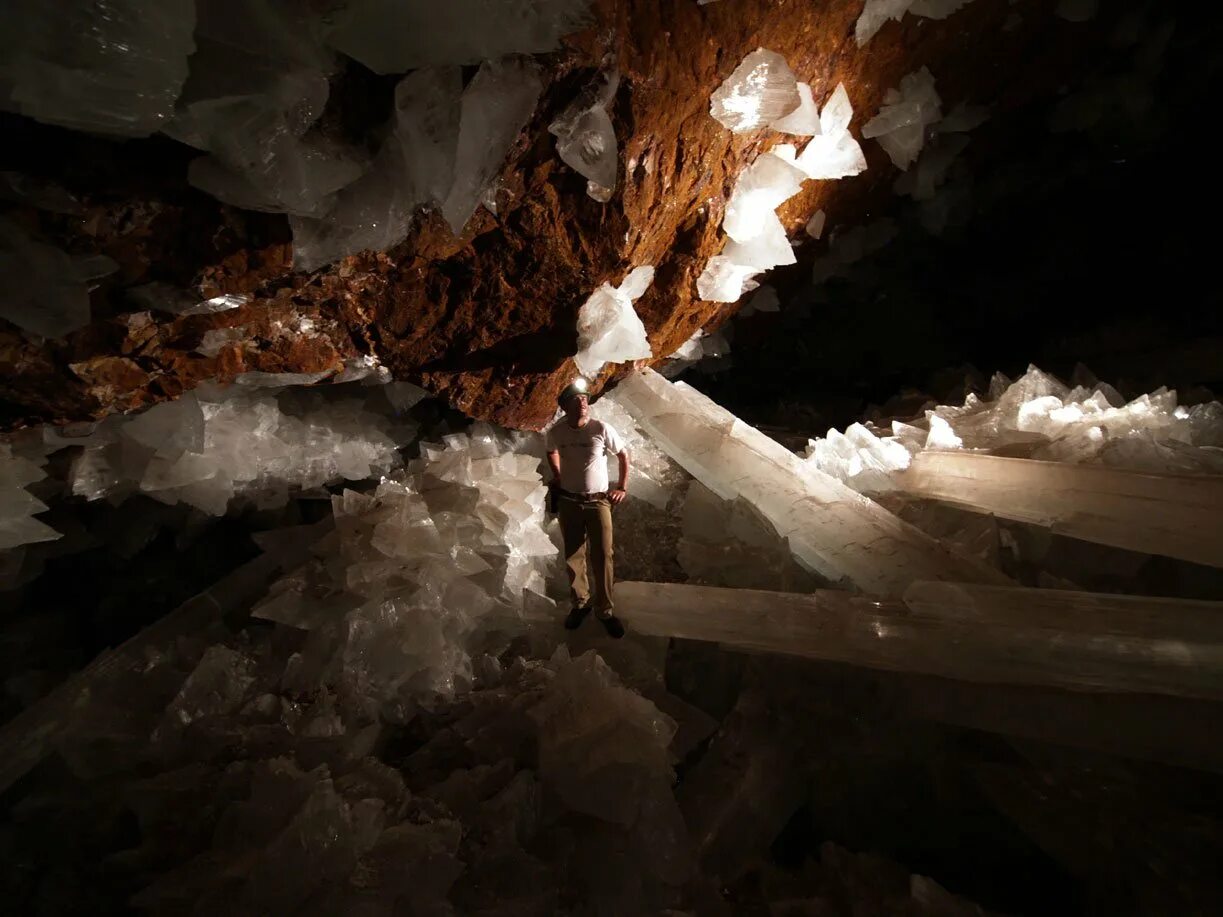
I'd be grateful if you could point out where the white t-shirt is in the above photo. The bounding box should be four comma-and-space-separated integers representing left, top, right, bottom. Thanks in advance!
546, 419, 626, 493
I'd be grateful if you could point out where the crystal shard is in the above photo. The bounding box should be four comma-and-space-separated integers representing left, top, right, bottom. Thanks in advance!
614, 369, 1008, 595
0, 442, 59, 551
863, 67, 942, 170
723, 152, 807, 243
789, 84, 868, 180
442, 58, 544, 236
770, 82, 822, 135
0, 0, 195, 136
549, 69, 620, 201
574, 266, 655, 377
709, 49, 801, 133
898, 452, 1223, 569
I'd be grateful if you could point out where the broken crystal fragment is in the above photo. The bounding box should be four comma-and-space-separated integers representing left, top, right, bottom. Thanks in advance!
549, 69, 620, 201
574, 266, 655, 377
441, 58, 544, 236
0, 218, 117, 339
709, 49, 801, 133
0, 0, 195, 136
898, 452, 1223, 569
863, 67, 942, 170
326, 0, 595, 72
614, 369, 1008, 594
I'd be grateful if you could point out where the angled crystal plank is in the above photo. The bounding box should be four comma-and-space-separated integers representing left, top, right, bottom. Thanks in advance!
611, 370, 1009, 594
897, 451, 1223, 568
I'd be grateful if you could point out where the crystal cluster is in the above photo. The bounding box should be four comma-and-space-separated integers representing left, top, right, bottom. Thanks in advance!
0, 218, 117, 339
699, 82, 867, 303
615, 369, 1008, 595
0, 0, 196, 136
855, 0, 978, 47
863, 67, 943, 170
326, 0, 595, 72
573, 265, 655, 377
804, 365, 1223, 491
169, 0, 354, 218
709, 49, 802, 133
254, 424, 558, 716
66, 382, 411, 516
0, 442, 58, 552
549, 68, 620, 201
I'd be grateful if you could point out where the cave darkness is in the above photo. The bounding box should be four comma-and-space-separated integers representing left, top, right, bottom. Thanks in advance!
3, 1, 1223, 915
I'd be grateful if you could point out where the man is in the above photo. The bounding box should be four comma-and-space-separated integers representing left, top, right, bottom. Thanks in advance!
545, 378, 630, 638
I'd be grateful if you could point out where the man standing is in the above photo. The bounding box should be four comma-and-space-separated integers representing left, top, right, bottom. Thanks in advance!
546, 378, 630, 638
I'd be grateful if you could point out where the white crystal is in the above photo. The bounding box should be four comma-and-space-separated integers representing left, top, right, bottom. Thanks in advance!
709, 49, 801, 133
770, 82, 822, 135
863, 68, 942, 170
788, 85, 867, 180
1, 0, 195, 136
326, 0, 594, 72
696, 256, 762, 303
617, 580, 1223, 699
442, 58, 544, 236
614, 369, 1009, 595
574, 266, 655, 377
549, 69, 620, 200
723, 152, 807, 243
856, 0, 977, 46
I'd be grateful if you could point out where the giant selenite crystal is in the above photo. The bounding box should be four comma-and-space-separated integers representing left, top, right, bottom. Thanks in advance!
0, 0, 195, 136
0, 218, 117, 339
326, 0, 595, 72
613, 369, 1009, 595
709, 49, 801, 133
863, 67, 943, 170
617, 580, 1223, 700
898, 452, 1223, 569
573, 266, 654, 377
549, 69, 620, 201
442, 58, 544, 236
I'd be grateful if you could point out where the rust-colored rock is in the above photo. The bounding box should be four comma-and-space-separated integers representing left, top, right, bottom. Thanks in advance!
0, 0, 1105, 432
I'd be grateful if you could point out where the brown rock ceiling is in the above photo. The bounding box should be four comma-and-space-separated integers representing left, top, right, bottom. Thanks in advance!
0, 0, 1107, 432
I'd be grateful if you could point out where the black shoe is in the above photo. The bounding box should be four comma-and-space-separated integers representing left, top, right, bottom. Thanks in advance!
598, 614, 625, 639
564, 605, 592, 630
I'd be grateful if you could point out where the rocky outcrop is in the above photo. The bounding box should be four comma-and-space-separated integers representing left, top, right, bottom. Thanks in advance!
1, 0, 1103, 431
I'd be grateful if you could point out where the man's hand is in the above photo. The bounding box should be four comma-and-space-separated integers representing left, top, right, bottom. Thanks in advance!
608, 488, 627, 505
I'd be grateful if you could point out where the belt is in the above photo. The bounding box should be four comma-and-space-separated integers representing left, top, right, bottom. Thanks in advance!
557, 488, 608, 502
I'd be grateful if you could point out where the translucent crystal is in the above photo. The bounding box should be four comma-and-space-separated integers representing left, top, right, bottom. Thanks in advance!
894, 134, 969, 200
787, 85, 867, 180
709, 49, 801, 133
617, 579, 1223, 699
442, 58, 544, 236
326, 0, 595, 72
856, 0, 977, 46
804, 209, 826, 239
573, 266, 655, 377
695, 255, 762, 303
770, 81, 822, 135
549, 69, 620, 200
614, 369, 1009, 594
0, 0, 195, 136
863, 67, 942, 170
0, 218, 117, 339
0, 443, 59, 551
292, 67, 462, 270
723, 152, 807, 242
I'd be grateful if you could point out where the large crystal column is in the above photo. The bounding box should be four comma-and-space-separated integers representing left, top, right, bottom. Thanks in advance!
611, 370, 1009, 595
896, 451, 1223, 568
614, 580, 1223, 700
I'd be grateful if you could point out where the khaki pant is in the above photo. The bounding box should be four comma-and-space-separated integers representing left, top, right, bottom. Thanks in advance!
558, 496, 615, 614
